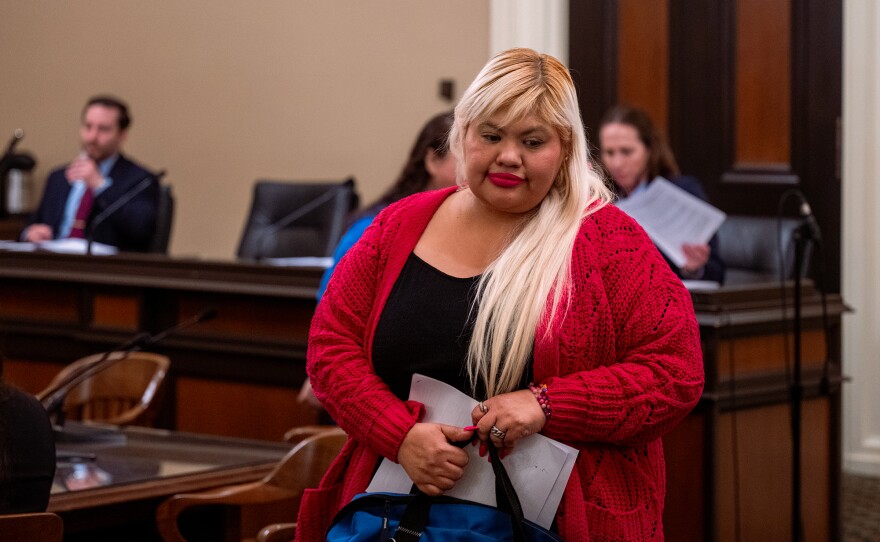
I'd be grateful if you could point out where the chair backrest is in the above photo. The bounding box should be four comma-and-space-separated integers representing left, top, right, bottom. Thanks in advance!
282, 424, 339, 445
155, 426, 347, 542
149, 184, 175, 254
715, 215, 812, 286
0, 512, 63, 542
265, 427, 347, 493
236, 179, 357, 260
36, 352, 170, 426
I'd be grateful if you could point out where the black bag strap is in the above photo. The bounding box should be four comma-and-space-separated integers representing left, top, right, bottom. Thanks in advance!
393, 441, 526, 542
487, 441, 527, 542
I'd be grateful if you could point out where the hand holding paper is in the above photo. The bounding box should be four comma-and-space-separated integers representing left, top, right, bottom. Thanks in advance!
366, 375, 578, 529
615, 177, 726, 269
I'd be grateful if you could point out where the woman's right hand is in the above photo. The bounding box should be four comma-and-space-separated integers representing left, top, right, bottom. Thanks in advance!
397, 423, 473, 496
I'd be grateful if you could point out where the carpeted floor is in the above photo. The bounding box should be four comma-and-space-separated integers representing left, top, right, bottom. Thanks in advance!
843, 472, 880, 542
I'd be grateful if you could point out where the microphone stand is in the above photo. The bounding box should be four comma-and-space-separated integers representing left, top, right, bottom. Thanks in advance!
790, 219, 818, 542
39, 331, 151, 424
42, 307, 217, 442
86, 170, 165, 255
252, 179, 353, 261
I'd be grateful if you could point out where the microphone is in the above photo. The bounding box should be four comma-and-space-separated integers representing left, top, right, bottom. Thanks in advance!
3, 128, 24, 156
251, 178, 354, 261
0, 129, 24, 176
797, 198, 822, 244
137, 306, 218, 348
41, 306, 218, 438
0, 130, 25, 217
86, 170, 166, 255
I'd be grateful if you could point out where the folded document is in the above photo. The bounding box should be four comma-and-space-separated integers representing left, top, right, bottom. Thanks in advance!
366, 375, 578, 529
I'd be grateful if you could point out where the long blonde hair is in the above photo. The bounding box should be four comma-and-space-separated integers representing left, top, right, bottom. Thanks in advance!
448, 48, 612, 398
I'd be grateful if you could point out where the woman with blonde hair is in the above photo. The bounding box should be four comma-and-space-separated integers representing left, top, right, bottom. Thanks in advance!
297, 48, 703, 541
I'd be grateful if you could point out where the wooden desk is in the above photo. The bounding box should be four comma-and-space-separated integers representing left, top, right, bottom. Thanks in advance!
0, 214, 26, 240
0, 251, 323, 440
0, 252, 845, 541
50, 423, 292, 541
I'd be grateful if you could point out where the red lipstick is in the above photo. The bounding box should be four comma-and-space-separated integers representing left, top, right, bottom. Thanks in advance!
487, 172, 525, 188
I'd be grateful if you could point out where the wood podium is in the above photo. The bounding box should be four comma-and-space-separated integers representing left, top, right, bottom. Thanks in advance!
663, 283, 845, 542
0, 252, 845, 541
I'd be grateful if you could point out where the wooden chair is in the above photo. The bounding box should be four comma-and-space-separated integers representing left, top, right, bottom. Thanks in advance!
282, 424, 339, 444
0, 512, 63, 542
256, 522, 297, 542
156, 426, 347, 542
36, 351, 170, 426
245, 426, 339, 542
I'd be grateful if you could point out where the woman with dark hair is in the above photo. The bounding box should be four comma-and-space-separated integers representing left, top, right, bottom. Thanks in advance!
0, 355, 57, 513
599, 104, 725, 283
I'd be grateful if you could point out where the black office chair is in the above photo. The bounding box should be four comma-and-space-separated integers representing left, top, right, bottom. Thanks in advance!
236, 179, 357, 261
715, 215, 813, 285
149, 184, 175, 254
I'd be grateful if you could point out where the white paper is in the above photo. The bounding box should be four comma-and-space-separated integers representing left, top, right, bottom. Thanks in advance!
682, 279, 721, 291
36, 238, 119, 255
366, 375, 578, 529
0, 240, 37, 252
261, 256, 333, 268
615, 177, 726, 268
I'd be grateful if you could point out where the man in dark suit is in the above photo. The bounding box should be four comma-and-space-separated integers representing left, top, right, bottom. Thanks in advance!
23, 95, 159, 252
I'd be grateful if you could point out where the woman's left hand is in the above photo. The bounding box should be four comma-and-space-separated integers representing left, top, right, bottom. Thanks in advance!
681, 243, 710, 275
470, 390, 546, 453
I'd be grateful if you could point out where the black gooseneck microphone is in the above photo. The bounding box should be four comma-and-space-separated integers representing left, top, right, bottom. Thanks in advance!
85, 169, 166, 255
41, 306, 218, 435
2, 128, 24, 156
251, 178, 354, 261
797, 199, 822, 245
0, 129, 25, 217
778, 188, 827, 542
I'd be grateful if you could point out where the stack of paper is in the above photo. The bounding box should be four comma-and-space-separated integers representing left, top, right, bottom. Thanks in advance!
261, 257, 333, 268
0, 238, 118, 255
37, 238, 119, 255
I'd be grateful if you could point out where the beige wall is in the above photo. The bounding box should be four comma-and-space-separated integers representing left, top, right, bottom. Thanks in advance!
0, 1, 489, 258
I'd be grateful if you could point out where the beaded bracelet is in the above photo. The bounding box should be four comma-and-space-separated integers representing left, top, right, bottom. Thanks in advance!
528, 382, 552, 420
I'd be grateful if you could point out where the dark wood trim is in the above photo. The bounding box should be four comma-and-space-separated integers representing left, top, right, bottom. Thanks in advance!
568, 0, 619, 145
790, 0, 843, 292
721, 171, 800, 185
668, 0, 733, 203
0, 251, 324, 298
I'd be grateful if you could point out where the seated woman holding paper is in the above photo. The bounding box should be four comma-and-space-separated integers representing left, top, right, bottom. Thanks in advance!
599, 104, 725, 283
299, 49, 704, 541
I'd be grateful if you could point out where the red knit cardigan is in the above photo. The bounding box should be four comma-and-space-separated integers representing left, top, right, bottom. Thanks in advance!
296, 187, 703, 542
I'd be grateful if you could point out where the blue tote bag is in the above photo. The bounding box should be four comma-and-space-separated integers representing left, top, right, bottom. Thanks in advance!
326, 441, 562, 542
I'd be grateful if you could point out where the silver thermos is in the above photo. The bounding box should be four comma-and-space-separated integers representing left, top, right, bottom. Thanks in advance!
6, 167, 32, 214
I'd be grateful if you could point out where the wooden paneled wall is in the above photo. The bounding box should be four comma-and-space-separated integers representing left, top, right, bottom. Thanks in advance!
570, 0, 842, 290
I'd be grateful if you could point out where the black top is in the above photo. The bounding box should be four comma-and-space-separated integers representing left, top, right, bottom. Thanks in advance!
373, 253, 481, 400
0, 384, 57, 513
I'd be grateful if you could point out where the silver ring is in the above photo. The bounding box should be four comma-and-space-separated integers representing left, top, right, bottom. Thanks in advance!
479, 401, 489, 414
490, 426, 506, 441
